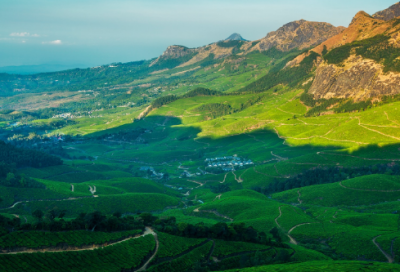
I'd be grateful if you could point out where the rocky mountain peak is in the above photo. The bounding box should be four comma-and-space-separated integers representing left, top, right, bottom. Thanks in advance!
225, 33, 247, 41
373, 2, 400, 21
254, 20, 344, 52
350, 11, 373, 25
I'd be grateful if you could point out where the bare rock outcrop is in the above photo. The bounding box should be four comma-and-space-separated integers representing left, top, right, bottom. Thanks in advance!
373, 2, 400, 21
309, 56, 400, 101
253, 20, 345, 52
150, 45, 196, 67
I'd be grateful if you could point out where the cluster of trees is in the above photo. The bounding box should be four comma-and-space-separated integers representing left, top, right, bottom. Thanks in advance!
240, 52, 319, 93
147, 214, 285, 247
1, 210, 287, 248
305, 98, 342, 117
253, 163, 400, 195
6, 134, 71, 159
0, 162, 44, 188
151, 95, 179, 109
10, 211, 144, 233
217, 40, 244, 48
300, 94, 371, 116
151, 87, 225, 111
193, 95, 264, 120
0, 140, 63, 168
182, 88, 221, 98
262, 47, 301, 60
208, 183, 231, 194
334, 99, 372, 113
195, 103, 233, 119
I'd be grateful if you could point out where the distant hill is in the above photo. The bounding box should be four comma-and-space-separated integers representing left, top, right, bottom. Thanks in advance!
0, 63, 91, 75
225, 33, 247, 41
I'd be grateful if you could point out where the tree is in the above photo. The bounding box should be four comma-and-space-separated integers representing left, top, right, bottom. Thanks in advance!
32, 209, 44, 221
322, 45, 328, 56
85, 211, 106, 231
162, 173, 170, 182
269, 227, 282, 243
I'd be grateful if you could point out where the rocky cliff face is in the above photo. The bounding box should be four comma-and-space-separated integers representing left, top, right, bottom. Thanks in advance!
150, 45, 197, 66
309, 55, 400, 101
373, 2, 400, 21
291, 6, 400, 102
253, 20, 345, 52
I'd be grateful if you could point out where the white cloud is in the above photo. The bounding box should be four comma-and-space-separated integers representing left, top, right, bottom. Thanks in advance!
10, 32, 40, 37
10, 32, 29, 37
42, 40, 62, 45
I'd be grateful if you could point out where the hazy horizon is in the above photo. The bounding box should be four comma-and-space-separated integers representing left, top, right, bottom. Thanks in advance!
1, 0, 398, 68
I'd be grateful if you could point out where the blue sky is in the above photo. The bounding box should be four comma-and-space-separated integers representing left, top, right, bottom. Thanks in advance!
0, 0, 397, 67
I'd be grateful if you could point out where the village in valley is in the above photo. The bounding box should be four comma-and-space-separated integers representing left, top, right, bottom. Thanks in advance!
205, 155, 253, 171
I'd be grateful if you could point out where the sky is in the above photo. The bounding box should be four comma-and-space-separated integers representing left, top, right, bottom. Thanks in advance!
0, 0, 398, 68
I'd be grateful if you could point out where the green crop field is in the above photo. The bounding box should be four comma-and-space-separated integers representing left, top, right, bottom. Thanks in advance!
4, 4, 400, 270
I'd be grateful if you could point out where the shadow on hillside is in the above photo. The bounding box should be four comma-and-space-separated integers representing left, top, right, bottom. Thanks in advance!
82, 115, 372, 165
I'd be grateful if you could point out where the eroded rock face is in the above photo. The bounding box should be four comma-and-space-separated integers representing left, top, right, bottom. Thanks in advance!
373, 2, 400, 21
255, 20, 345, 52
159, 45, 195, 60
309, 56, 400, 101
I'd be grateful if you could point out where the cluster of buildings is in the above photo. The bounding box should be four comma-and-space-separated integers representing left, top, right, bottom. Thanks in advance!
205, 156, 254, 169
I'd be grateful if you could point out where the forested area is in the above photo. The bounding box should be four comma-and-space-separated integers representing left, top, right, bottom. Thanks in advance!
0, 141, 62, 168
195, 103, 233, 119
252, 163, 400, 195
0, 162, 44, 188
239, 52, 318, 93
148, 214, 286, 247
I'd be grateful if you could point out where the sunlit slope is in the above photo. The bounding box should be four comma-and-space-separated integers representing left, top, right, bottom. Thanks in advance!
148, 89, 400, 149
223, 261, 400, 272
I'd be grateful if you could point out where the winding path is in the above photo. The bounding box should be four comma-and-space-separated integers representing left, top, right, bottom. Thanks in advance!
339, 181, 400, 192
372, 235, 394, 263
135, 228, 159, 271
0, 196, 96, 211
297, 190, 302, 205
0, 227, 155, 255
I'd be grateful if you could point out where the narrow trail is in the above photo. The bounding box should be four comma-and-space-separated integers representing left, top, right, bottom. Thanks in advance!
274, 206, 283, 228
220, 173, 229, 184
137, 105, 152, 120
275, 206, 313, 245
193, 138, 210, 147
372, 235, 394, 263
320, 152, 400, 162
253, 167, 289, 179
231, 171, 242, 183
385, 111, 400, 127
135, 228, 159, 272
89, 185, 97, 195
271, 151, 288, 161
287, 223, 313, 245
357, 117, 400, 141
194, 209, 233, 221
297, 190, 302, 205
187, 180, 204, 188
1, 227, 155, 255
339, 181, 400, 192
0, 196, 96, 211
239, 168, 250, 181
213, 195, 222, 202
